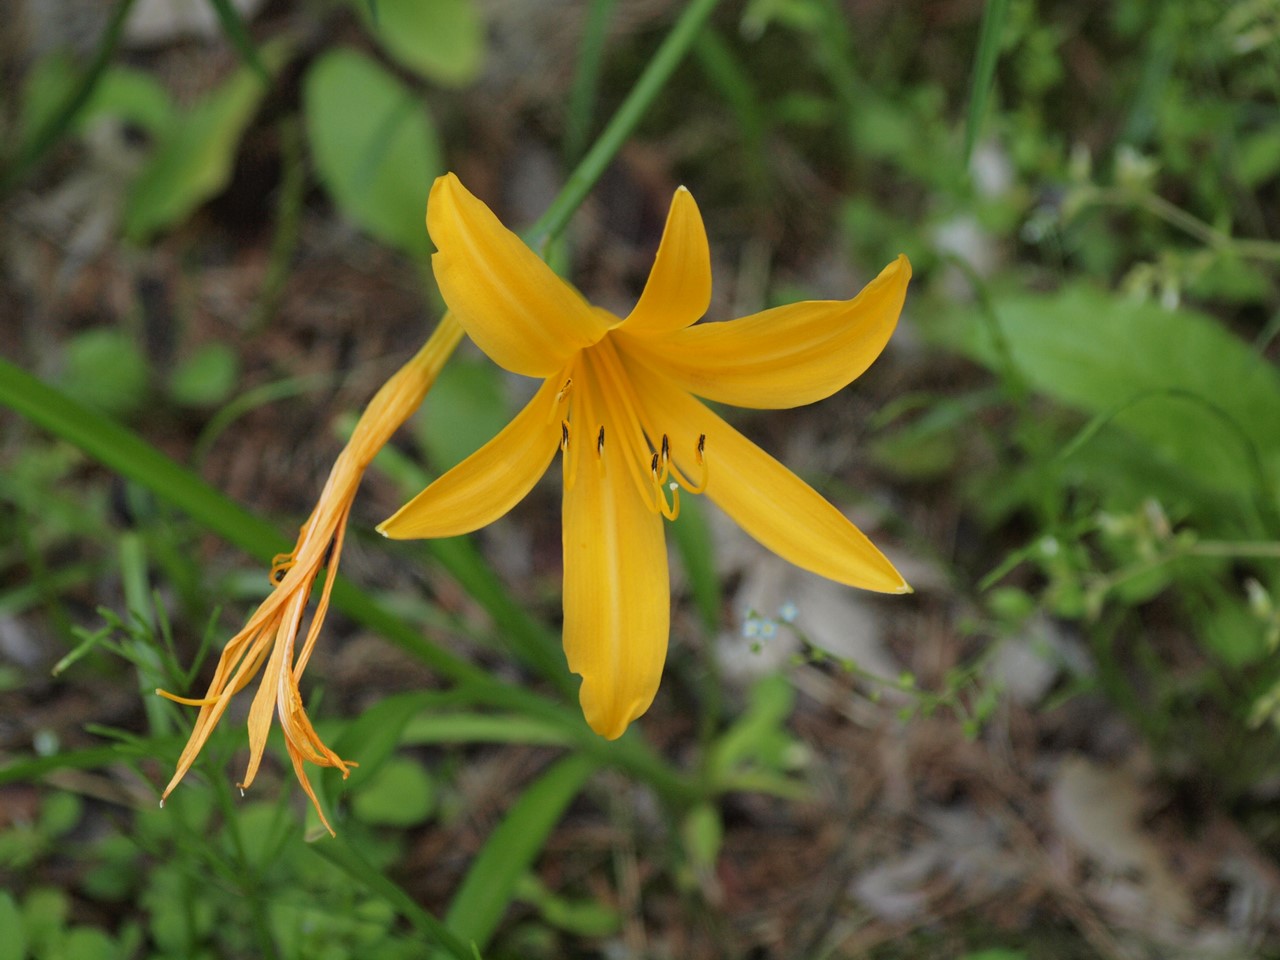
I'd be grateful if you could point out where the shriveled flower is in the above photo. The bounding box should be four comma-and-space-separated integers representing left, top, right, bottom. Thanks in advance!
379, 174, 911, 739
158, 322, 463, 834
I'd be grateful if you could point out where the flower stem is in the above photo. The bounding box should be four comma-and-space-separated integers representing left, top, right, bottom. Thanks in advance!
1081, 187, 1280, 263
526, 0, 725, 248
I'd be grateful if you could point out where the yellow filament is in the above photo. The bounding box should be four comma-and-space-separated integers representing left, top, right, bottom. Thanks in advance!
667, 434, 708, 495
156, 689, 221, 707
652, 477, 680, 521
583, 348, 661, 510
269, 551, 295, 585
548, 375, 575, 426
581, 340, 711, 519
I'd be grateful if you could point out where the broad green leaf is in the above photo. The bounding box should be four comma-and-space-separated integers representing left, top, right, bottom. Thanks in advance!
168, 343, 240, 408
351, 757, 435, 827
124, 41, 291, 241
61, 328, 149, 419
930, 285, 1280, 518
351, 0, 484, 87
38, 791, 82, 838
81, 67, 175, 136
0, 892, 24, 960
437, 755, 596, 958
304, 49, 441, 255
21, 888, 69, 959
56, 928, 117, 960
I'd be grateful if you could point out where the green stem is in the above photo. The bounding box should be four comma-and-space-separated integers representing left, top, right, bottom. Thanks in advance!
1088, 538, 1280, 601
1081, 187, 1280, 264
526, 0, 724, 247
312, 837, 476, 960
1188, 540, 1280, 559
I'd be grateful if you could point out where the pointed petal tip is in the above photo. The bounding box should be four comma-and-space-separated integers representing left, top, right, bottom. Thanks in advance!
584, 703, 641, 741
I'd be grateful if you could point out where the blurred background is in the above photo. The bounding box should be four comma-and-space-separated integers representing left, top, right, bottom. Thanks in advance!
3, 0, 1280, 957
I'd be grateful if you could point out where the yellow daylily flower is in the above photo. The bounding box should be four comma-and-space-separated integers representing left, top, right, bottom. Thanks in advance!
380, 173, 912, 740
158, 320, 463, 834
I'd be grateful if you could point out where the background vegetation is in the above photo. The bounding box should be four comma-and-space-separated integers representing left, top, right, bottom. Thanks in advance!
2, 0, 1279, 957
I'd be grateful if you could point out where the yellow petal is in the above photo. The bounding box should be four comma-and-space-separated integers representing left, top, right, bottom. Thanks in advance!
428, 174, 612, 377
625, 361, 908, 593
621, 255, 910, 409
378, 374, 561, 539
561, 370, 669, 739
618, 187, 711, 336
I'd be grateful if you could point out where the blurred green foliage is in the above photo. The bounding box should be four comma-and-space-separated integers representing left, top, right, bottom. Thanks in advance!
2, 0, 1279, 956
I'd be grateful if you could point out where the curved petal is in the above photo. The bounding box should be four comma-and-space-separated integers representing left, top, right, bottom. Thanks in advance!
622, 254, 910, 409
624, 360, 908, 593
562, 369, 669, 739
378, 374, 561, 539
618, 186, 711, 337
428, 174, 613, 377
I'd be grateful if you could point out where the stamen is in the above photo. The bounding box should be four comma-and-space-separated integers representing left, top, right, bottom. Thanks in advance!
652, 474, 680, 521
650, 452, 660, 479
561, 419, 577, 493
269, 552, 294, 585
555, 378, 573, 404
667, 434, 709, 495
157, 689, 222, 707
653, 434, 670, 483
596, 425, 605, 459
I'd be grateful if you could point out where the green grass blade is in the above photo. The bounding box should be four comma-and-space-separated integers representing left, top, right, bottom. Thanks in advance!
436, 754, 597, 958
0, 359, 697, 804
0, 358, 499, 688
0, 0, 138, 196
363, 432, 570, 693
0, 359, 280, 555
669, 497, 720, 633
564, 0, 618, 164
963, 0, 1011, 165
311, 837, 476, 960
400, 711, 572, 747
208, 0, 270, 82
0, 741, 170, 785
